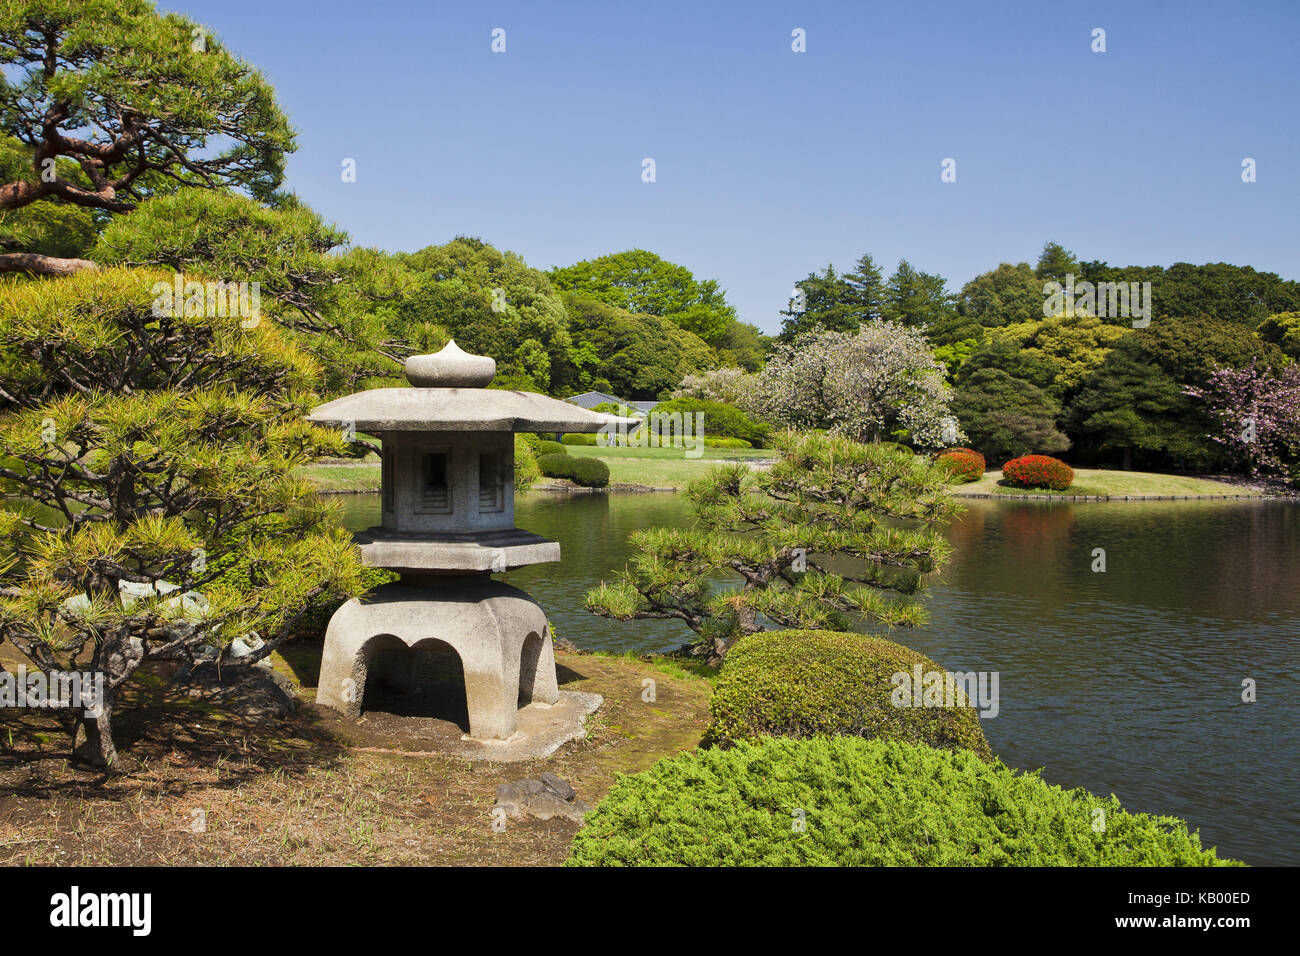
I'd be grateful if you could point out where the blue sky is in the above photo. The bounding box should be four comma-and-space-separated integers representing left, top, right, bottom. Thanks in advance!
179, 0, 1300, 333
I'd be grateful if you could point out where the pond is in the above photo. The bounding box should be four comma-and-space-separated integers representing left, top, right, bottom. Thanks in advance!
339, 491, 1300, 866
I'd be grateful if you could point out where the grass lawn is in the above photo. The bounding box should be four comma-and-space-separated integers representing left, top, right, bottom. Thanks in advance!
591, 455, 748, 489
954, 469, 1258, 497
298, 447, 767, 493
294, 462, 380, 493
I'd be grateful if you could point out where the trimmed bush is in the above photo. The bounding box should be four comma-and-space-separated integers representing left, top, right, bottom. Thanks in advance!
537, 453, 609, 487
936, 447, 985, 483
1002, 454, 1074, 490
566, 737, 1242, 867
704, 436, 752, 448
706, 629, 991, 759
650, 396, 770, 447
569, 456, 610, 487
536, 440, 567, 456
561, 433, 598, 446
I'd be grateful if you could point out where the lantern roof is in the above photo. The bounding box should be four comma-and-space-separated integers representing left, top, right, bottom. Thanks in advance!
307, 341, 641, 433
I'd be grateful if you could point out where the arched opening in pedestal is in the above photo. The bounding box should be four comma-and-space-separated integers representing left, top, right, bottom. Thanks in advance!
518, 630, 544, 705
360, 634, 469, 730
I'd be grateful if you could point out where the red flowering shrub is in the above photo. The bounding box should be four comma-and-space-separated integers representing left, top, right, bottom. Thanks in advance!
1001, 455, 1074, 491
936, 448, 985, 483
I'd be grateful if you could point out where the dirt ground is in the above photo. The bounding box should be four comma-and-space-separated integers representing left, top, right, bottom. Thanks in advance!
0, 643, 712, 866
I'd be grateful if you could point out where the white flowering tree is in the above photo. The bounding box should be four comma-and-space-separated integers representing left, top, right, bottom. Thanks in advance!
671, 367, 759, 409
751, 322, 962, 448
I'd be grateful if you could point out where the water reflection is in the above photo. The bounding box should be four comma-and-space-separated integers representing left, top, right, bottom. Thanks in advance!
338, 491, 1300, 865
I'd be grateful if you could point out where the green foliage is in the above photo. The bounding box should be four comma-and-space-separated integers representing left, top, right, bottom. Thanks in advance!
1257, 311, 1300, 359
89, 189, 405, 396
0, 265, 363, 766
0, 266, 321, 407
93, 190, 344, 313
955, 261, 1044, 330
562, 294, 715, 400
536, 439, 567, 456
537, 452, 609, 487
567, 737, 1241, 866
0, 0, 294, 211
549, 248, 740, 346
705, 629, 992, 759
953, 367, 1070, 464
994, 313, 1128, 398
513, 433, 541, 493
0, 137, 99, 257
1035, 241, 1080, 283
650, 396, 769, 447
586, 430, 959, 660
1077, 260, 1300, 328
884, 258, 953, 329
779, 255, 955, 342
560, 432, 598, 446
375, 237, 573, 393
1068, 316, 1286, 469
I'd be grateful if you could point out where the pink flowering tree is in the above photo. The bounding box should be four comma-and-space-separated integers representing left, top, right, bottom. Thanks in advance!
1185, 362, 1300, 481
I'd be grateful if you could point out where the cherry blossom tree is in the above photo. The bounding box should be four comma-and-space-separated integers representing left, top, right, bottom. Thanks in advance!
1185, 362, 1300, 481
751, 322, 962, 448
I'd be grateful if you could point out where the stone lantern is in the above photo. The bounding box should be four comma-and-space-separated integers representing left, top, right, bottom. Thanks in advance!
307, 341, 636, 743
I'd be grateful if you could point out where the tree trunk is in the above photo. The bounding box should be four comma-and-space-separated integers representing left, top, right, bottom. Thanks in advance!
72, 699, 118, 770
70, 630, 143, 771
0, 253, 98, 276
1122, 446, 1132, 471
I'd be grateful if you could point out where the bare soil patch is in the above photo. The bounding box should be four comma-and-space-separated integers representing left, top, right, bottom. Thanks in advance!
0, 643, 711, 866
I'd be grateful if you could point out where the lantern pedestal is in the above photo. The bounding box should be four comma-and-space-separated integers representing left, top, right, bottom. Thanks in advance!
316, 578, 558, 740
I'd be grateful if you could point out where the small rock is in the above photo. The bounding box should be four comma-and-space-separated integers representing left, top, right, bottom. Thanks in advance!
495, 774, 589, 823
539, 771, 575, 801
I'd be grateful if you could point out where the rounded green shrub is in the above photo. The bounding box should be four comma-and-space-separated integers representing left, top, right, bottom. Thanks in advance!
936, 447, 985, 483
706, 629, 991, 759
703, 436, 752, 448
1002, 454, 1074, 490
561, 433, 598, 446
566, 737, 1241, 867
537, 453, 574, 479
536, 440, 567, 456
568, 456, 610, 487
538, 452, 609, 487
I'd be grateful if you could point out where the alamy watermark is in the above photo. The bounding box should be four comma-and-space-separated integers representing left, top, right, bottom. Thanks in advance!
598, 405, 706, 458
1043, 273, 1151, 328
0, 666, 104, 717
151, 273, 262, 328
891, 663, 1000, 718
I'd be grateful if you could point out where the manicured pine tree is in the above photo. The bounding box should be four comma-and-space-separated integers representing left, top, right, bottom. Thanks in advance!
0, 267, 364, 768
586, 431, 958, 661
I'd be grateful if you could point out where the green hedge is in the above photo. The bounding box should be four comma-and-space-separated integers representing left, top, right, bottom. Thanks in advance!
537, 452, 610, 487
706, 629, 991, 759
649, 396, 770, 447
561, 433, 598, 446
536, 440, 567, 456
566, 737, 1242, 867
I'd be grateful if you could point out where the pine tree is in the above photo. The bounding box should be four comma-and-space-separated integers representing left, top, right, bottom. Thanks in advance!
0, 267, 364, 768
586, 431, 958, 661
